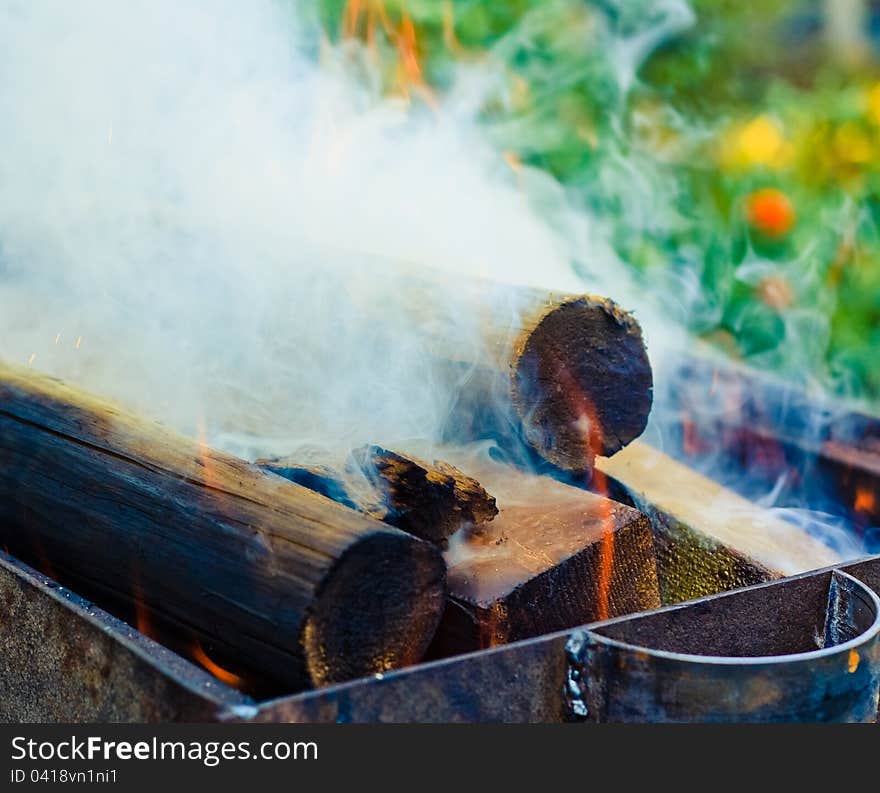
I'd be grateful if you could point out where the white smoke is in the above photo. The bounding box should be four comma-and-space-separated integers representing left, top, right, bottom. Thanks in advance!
0, 0, 612, 458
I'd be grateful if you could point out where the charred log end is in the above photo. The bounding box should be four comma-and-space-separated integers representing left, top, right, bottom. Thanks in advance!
511, 296, 653, 471
351, 446, 497, 545
301, 529, 447, 687
432, 460, 499, 525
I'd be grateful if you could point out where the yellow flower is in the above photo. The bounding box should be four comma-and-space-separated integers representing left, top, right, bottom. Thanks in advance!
867, 83, 880, 125
720, 116, 792, 170
738, 116, 784, 162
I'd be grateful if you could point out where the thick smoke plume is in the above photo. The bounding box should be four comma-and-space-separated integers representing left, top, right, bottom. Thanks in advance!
0, 0, 637, 460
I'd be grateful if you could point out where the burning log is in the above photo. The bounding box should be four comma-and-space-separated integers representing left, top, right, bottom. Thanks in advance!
506, 294, 653, 471
596, 440, 841, 603
0, 362, 447, 690
431, 460, 661, 655
379, 271, 654, 474
258, 445, 498, 545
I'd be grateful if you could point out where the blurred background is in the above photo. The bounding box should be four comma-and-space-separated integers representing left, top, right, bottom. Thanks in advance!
310, 0, 880, 405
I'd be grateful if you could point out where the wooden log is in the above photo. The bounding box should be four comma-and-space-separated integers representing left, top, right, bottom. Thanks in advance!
258, 445, 498, 546
0, 362, 447, 690
431, 459, 661, 656
595, 440, 841, 604
358, 270, 654, 474
508, 294, 653, 470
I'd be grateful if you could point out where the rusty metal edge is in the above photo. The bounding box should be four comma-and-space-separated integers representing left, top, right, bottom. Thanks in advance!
0, 551, 253, 722
564, 570, 880, 722
5, 541, 880, 722
226, 554, 880, 723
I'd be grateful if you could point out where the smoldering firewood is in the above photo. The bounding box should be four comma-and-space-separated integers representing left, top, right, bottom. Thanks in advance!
345, 267, 654, 475
264, 444, 661, 656
0, 362, 447, 690
428, 459, 661, 657
263, 443, 661, 654
258, 445, 498, 545
508, 294, 653, 471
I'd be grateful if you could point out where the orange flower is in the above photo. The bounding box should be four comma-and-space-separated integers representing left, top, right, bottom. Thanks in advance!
745, 188, 795, 238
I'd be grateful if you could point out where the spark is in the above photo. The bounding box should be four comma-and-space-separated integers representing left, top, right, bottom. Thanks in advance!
848, 649, 861, 673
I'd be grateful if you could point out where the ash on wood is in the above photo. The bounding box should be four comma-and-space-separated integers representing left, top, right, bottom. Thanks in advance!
258, 446, 498, 546
429, 460, 661, 656
0, 363, 447, 690
596, 440, 840, 604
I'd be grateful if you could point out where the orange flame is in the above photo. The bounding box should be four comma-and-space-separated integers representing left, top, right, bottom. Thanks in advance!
550, 356, 615, 621
135, 606, 153, 638
848, 649, 861, 674
195, 414, 220, 490
390, 8, 435, 106
342, 0, 363, 38
340, 0, 435, 106
854, 487, 875, 515
502, 151, 522, 174
192, 642, 245, 688
130, 573, 156, 639
396, 12, 421, 84
134, 603, 153, 637
343, 0, 393, 47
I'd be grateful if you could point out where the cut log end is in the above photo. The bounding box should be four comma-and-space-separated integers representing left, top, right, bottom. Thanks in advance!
302, 530, 447, 686
511, 296, 653, 471
429, 470, 661, 656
